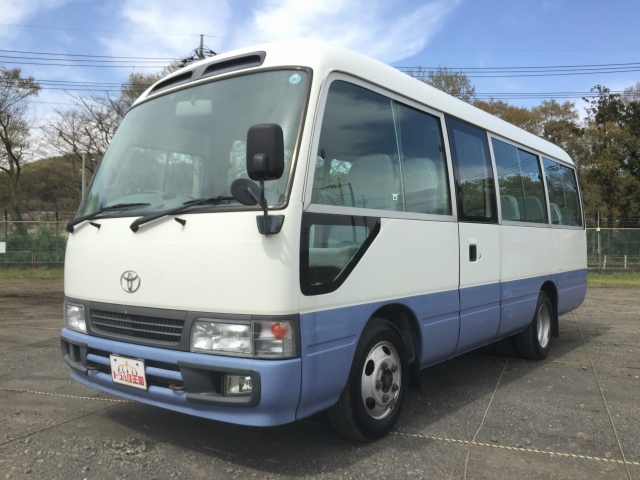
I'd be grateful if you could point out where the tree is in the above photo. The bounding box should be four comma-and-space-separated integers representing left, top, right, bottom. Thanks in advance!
579, 86, 640, 225
472, 99, 541, 134
0, 67, 40, 220
41, 69, 172, 196
406, 66, 476, 102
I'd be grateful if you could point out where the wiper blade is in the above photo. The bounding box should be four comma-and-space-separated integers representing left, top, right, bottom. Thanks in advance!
129, 196, 235, 232
66, 203, 151, 233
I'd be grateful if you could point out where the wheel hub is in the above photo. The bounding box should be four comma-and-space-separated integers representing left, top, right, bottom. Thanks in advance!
361, 341, 401, 420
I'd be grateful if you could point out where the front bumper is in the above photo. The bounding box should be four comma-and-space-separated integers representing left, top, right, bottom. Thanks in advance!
60, 328, 302, 426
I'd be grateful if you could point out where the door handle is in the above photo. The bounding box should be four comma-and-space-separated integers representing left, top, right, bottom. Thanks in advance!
469, 244, 477, 262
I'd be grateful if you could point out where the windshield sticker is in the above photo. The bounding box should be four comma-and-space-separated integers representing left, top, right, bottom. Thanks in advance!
288, 74, 302, 85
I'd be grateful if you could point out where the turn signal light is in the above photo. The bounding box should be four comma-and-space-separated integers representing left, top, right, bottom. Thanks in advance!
271, 322, 290, 340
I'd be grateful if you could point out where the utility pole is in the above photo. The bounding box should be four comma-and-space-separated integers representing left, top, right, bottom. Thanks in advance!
82, 153, 86, 200
197, 35, 205, 60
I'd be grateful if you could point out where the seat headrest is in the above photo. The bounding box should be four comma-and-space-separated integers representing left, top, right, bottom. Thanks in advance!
402, 158, 438, 192
501, 195, 520, 221
524, 196, 544, 222
347, 154, 396, 190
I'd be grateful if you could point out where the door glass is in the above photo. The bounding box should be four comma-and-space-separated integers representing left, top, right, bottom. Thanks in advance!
300, 214, 380, 295
446, 117, 497, 222
492, 139, 547, 224
394, 103, 451, 215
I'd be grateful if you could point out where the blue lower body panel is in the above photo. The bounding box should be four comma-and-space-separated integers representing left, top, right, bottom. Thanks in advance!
61, 328, 301, 427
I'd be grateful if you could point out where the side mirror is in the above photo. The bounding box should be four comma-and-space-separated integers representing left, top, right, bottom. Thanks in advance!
246, 124, 284, 181
229, 124, 286, 236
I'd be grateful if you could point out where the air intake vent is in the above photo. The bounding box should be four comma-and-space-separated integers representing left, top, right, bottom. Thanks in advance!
150, 71, 193, 94
202, 52, 266, 78
91, 309, 185, 343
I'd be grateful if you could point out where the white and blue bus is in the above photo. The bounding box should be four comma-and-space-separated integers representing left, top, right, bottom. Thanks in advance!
60, 41, 586, 441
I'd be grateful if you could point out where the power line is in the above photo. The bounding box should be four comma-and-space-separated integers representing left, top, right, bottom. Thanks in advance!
0, 49, 177, 60
0, 55, 169, 64
0, 61, 166, 68
397, 61, 640, 70
0, 23, 202, 37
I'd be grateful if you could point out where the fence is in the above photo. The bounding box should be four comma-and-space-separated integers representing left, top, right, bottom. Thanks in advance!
0, 221, 69, 265
0, 222, 638, 269
587, 228, 640, 270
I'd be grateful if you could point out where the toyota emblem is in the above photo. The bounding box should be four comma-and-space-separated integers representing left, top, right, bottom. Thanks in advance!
120, 271, 141, 293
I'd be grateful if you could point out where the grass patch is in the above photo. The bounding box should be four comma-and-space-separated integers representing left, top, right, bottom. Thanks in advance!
0, 268, 64, 280
588, 271, 640, 287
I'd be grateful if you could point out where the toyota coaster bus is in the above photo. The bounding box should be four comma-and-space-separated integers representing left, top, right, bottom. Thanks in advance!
60, 41, 587, 441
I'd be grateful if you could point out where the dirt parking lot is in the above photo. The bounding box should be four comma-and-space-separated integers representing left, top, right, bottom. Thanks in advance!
0, 278, 639, 480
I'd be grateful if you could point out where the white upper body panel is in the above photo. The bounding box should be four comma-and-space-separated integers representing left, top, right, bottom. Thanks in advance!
135, 40, 574, 166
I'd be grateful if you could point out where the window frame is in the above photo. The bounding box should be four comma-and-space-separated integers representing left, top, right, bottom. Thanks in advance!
303, 72, 457, 223
487, 133, 550, 228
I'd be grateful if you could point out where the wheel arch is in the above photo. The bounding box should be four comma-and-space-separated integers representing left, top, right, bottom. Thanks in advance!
368, 303, 422, 389
540, 280, 559, 337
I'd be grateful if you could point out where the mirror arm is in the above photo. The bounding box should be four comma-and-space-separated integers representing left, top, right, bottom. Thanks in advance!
246, 182, 284, 236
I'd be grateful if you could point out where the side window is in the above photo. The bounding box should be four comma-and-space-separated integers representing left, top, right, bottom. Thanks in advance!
312, 81, 400, 211
446, 117, 497, 222
300, 213, 381, 295
543, 158, 583, 227
492, 139, 548, 224
311, 80, 452, 216
395, 103, 451, 215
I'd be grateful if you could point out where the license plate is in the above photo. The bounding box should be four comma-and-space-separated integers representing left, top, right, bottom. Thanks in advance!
109, 354, 147, 390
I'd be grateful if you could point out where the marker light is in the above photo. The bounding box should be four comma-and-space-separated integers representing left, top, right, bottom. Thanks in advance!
254, 320, 294, 358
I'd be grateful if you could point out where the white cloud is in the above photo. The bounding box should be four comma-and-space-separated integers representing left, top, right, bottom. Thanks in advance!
251, 0, 462, 63
102, 0, 232, 63
0, 0, 72, 38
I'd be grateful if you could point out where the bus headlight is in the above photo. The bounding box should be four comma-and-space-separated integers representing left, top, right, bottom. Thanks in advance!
64, 301, 86, 333
191, 321, 252, 356
190, 319, 295, 358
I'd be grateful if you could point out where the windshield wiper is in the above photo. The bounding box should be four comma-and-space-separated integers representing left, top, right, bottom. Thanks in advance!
66, 203, 151, 233
129, 196, 235, 232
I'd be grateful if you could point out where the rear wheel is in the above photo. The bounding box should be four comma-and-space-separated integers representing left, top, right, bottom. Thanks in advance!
328, 318, 409, 441
515, 291, 553, 360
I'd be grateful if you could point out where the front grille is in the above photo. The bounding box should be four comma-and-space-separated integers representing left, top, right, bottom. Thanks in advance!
91, 310, 184, 343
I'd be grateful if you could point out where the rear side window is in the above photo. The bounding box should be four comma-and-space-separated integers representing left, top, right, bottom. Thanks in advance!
311, 80, 451, 216
492, 139, 548, 224
543, 158, 583, 227
446, 117, 497, 223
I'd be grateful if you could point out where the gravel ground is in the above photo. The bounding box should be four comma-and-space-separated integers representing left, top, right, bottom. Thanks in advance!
0, 279, 638, 479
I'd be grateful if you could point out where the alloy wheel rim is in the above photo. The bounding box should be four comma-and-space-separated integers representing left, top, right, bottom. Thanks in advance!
537, 303, 551, 349
361, 341, 401, 420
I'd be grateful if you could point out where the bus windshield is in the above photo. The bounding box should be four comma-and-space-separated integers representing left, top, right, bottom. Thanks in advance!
79, 69, 308, 217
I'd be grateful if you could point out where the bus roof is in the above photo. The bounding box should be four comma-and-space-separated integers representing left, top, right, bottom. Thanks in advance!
138, 40, 574, 166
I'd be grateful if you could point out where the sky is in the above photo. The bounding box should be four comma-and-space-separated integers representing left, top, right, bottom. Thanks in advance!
1, 0, 640, 124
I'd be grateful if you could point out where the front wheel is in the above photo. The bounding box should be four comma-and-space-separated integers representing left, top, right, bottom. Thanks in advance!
328, 318, 409, 441
514, 291, 553, 360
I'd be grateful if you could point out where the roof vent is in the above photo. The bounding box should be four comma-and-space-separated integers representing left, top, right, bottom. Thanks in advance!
149, 71, 193, 95
202, 52, 266, 78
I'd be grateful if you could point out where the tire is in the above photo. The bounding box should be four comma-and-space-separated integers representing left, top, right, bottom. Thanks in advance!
515, 291, 553, 361
328, 318, 409, 441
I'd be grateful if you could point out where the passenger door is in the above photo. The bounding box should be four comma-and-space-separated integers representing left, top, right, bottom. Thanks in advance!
446, 117, 501, 354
